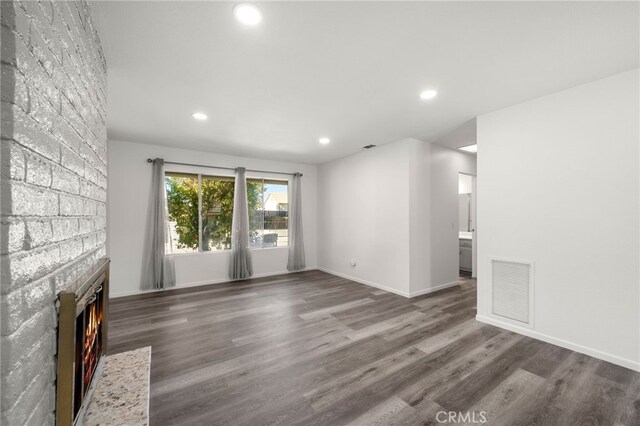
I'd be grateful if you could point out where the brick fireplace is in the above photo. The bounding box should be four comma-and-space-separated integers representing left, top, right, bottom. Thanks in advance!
56, 258, 109, 425
0, 1, 107, 424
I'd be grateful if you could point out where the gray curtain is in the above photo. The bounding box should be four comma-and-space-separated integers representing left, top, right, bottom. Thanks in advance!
287, 172, 306, 271
141, 158, 176, 290
229, 167, 253, 279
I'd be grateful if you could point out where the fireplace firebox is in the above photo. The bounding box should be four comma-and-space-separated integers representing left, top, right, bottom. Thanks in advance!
56, 258, 110, 426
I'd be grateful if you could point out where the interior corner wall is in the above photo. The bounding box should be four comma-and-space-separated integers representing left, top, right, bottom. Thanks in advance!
409, 140, 432, 297
317, 139, 413, 296
107, 139, 318, 297
409, 140, 476, 296
317, 138, 476, 298
477, 69, 640, 370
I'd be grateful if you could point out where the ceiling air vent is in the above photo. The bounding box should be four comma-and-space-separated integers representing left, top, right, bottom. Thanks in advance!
492, 259, 533, 325
362, 144, 376, 149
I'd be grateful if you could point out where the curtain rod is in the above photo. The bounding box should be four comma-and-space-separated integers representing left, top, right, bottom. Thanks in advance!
146, 158, 302, 177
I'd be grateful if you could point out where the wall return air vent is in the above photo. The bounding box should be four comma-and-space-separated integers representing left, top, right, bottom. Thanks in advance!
491, 259, 533, 325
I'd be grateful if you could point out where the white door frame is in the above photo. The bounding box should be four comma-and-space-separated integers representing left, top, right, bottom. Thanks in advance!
471, 175, 477, 278
459, 172, 477, 278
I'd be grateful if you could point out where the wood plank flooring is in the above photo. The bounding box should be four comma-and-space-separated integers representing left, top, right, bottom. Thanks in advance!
108, 270, 640, 425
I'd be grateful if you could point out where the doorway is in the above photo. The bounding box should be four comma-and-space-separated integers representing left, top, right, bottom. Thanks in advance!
458, 173, 476, 278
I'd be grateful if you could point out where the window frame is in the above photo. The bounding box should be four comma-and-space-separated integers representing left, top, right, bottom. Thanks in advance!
164, 168, 290, 256
247, 177, 290, 250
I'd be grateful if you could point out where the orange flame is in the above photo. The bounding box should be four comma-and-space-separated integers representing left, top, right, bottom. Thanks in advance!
83, 298, 102, 389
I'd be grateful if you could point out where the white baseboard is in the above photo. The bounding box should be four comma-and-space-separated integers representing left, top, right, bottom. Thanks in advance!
113, 266, 459, 299
409, 280, 459, 297
317, 268, 460, 299
476, 314, 640, 372
317, 267, 411, 297
110, 267, 318, 298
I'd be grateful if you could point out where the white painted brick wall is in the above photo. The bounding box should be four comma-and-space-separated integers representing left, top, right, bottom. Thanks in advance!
0, 1, 107, 424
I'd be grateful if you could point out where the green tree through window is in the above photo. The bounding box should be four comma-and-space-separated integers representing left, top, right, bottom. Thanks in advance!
165, 173, 263, 251
165, 174, 199, 251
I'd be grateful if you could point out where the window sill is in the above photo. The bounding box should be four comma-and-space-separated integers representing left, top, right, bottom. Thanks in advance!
251, 246, 288, 252
167, 246, 288, 257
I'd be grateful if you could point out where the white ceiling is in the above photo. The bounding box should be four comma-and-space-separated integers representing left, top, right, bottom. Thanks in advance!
431, 118, 477, 153
91, 1, 639, 164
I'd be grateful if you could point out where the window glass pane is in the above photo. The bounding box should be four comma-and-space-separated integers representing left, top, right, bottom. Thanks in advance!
264, 181, 288, 247
166, 173, 287, 254
247, 179, 264, 248
201, 175, 235, 251
165, 173, 199, 253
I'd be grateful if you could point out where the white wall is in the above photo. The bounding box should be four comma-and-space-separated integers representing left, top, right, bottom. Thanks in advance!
317, 138, 476, 297
317, 140, 412, 296
409, 140, 432, 297
477, 69, 640, 371
410, 141, 476, 295
107, 139, 318, 297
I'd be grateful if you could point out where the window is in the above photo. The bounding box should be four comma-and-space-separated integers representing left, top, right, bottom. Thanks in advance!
165, 172, 288, 253
201, 175, 235, 251
248, 179, 288, 248
165, 173, 199, 253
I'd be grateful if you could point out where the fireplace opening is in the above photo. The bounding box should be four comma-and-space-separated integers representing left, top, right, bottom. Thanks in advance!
72, 284, 104, 419
57, 258, 110, 426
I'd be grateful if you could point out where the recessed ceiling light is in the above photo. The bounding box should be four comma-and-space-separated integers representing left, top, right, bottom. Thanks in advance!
192, 112, 208, 120
459, 144, 477, 153
420, 89, 438, 100
319, 137, 330, 145
234, 3, 263, 26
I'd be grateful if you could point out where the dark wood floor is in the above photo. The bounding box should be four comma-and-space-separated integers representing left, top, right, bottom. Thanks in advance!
109, 270, 640, 426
